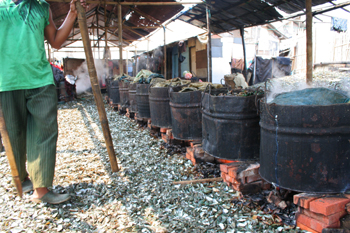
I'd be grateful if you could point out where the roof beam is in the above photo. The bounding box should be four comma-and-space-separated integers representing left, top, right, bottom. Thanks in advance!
46, 0, 204, 5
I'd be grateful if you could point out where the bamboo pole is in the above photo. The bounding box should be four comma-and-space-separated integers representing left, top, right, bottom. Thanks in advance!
163, 26, 167, 79
206, 5, 212, 82
240, 27, 247, 80
76, 1, 119, 172
118, 4, 123, 74
306, 0, 313, 84
0, 102, 22, 198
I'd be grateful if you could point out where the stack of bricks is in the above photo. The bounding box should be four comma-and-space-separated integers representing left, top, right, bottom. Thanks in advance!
184, 141, 217, 166
125, 108, 134, 119
185, 143, 204, 166
220, 162, 271, 194
294, 193, 350, 233
160, 128, 173, 143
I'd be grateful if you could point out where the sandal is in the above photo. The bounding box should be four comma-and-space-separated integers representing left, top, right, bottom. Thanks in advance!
22, 179, 33, 193
32, 191, 70, 204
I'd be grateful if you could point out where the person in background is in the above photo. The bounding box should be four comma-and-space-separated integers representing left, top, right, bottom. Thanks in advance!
0, 0, 85, 204
183, 71, 203, 83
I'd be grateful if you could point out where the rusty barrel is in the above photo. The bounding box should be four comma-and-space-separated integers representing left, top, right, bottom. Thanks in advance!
118, 80, 130, 108
149, 86, 172, 128
109, 80, 120, 105
136, 84, 151, 118
128, 83, 138, 113
202, 91, 262, 161
259, 101, 350, 193
169, 86, 202, 140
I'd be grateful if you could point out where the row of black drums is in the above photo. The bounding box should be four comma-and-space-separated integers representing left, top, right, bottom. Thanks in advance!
106, 78, 350, 194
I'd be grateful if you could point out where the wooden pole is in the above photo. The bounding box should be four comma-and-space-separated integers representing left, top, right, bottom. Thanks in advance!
173, 177, 223, 185
206, 5, 212, 82
0, 102, 22, 197
76, 1, 119, 172
48, 0, 204, 5
306, 0, 313, 84
240, 27, 247, 80
118, 4, 124, 75
96, 8, 100, 59
163, 26, 167, 79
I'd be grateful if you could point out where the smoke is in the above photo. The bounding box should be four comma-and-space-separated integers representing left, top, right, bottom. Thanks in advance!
265, 76, 311, 103
153, 47, 163, 59
73, 60, 108, 94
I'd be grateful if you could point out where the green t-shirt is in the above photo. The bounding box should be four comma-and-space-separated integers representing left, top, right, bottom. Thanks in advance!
0, 0, 54, 92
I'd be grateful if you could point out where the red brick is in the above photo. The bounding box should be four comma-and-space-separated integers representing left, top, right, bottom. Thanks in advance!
160, 128, 168, 133
227, 176, 241, 185
221, 172, 227, 181
237, 166, 259, 179
244, 174, 262, 184
228, 167, 239, 178
296, 213, 340, 232
309, 197, 350, 216
166, 129, 172, 136
294, 193, 320, 209
220, 162, 240, 173
190, 157, 196, 166
299, 207, 347, 225
186, 147, 194, 157
297, 222, 319, 233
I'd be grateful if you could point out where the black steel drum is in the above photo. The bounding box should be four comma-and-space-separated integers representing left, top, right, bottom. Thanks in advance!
136, 84, 151, 118
202, 91, 262, 161
169, 86, 202, 140
259, 100, 350, 193
119, 80, 130, 108
109, 80, 120, 105
128, 83, 138, 113
149, 86, 172, 128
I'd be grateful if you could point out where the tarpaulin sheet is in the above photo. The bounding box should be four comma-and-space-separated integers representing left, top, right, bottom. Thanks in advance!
271, 88, 350, 105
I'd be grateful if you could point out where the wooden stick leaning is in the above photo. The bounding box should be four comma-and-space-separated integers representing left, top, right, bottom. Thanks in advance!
76, 1, 119, 172
0, 101, 23, 198
173, 177, 223, 185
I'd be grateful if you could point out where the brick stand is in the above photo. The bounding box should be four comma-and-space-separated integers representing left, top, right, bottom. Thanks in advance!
125, 108, 135, 119
294, 193, 350, 232
220, 162, 271, 194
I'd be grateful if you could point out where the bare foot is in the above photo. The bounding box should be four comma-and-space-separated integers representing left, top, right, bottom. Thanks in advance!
32, 187, 49, 199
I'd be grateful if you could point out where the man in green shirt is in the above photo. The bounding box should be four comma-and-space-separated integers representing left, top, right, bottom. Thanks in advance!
0, 0, 85, 204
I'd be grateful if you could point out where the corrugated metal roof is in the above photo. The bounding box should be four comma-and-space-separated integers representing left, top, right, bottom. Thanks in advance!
48, 0, 184, 48
177, 0, 334, 34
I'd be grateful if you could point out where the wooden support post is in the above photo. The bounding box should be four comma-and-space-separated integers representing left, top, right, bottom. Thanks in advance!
96, 8, 100, 59
118, 4, 123, 75
163, 26, 167, 79
76, 1, 119, 172
240, 27, 247, 80
306, 0, 313, 84
206, 5, 212, 83
134, 45, 137, 76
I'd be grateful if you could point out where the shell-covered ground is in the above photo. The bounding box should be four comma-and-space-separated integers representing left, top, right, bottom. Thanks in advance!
0, 81, 332, 232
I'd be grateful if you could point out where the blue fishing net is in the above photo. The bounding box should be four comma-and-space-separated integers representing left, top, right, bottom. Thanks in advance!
271, 88, 350, 106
